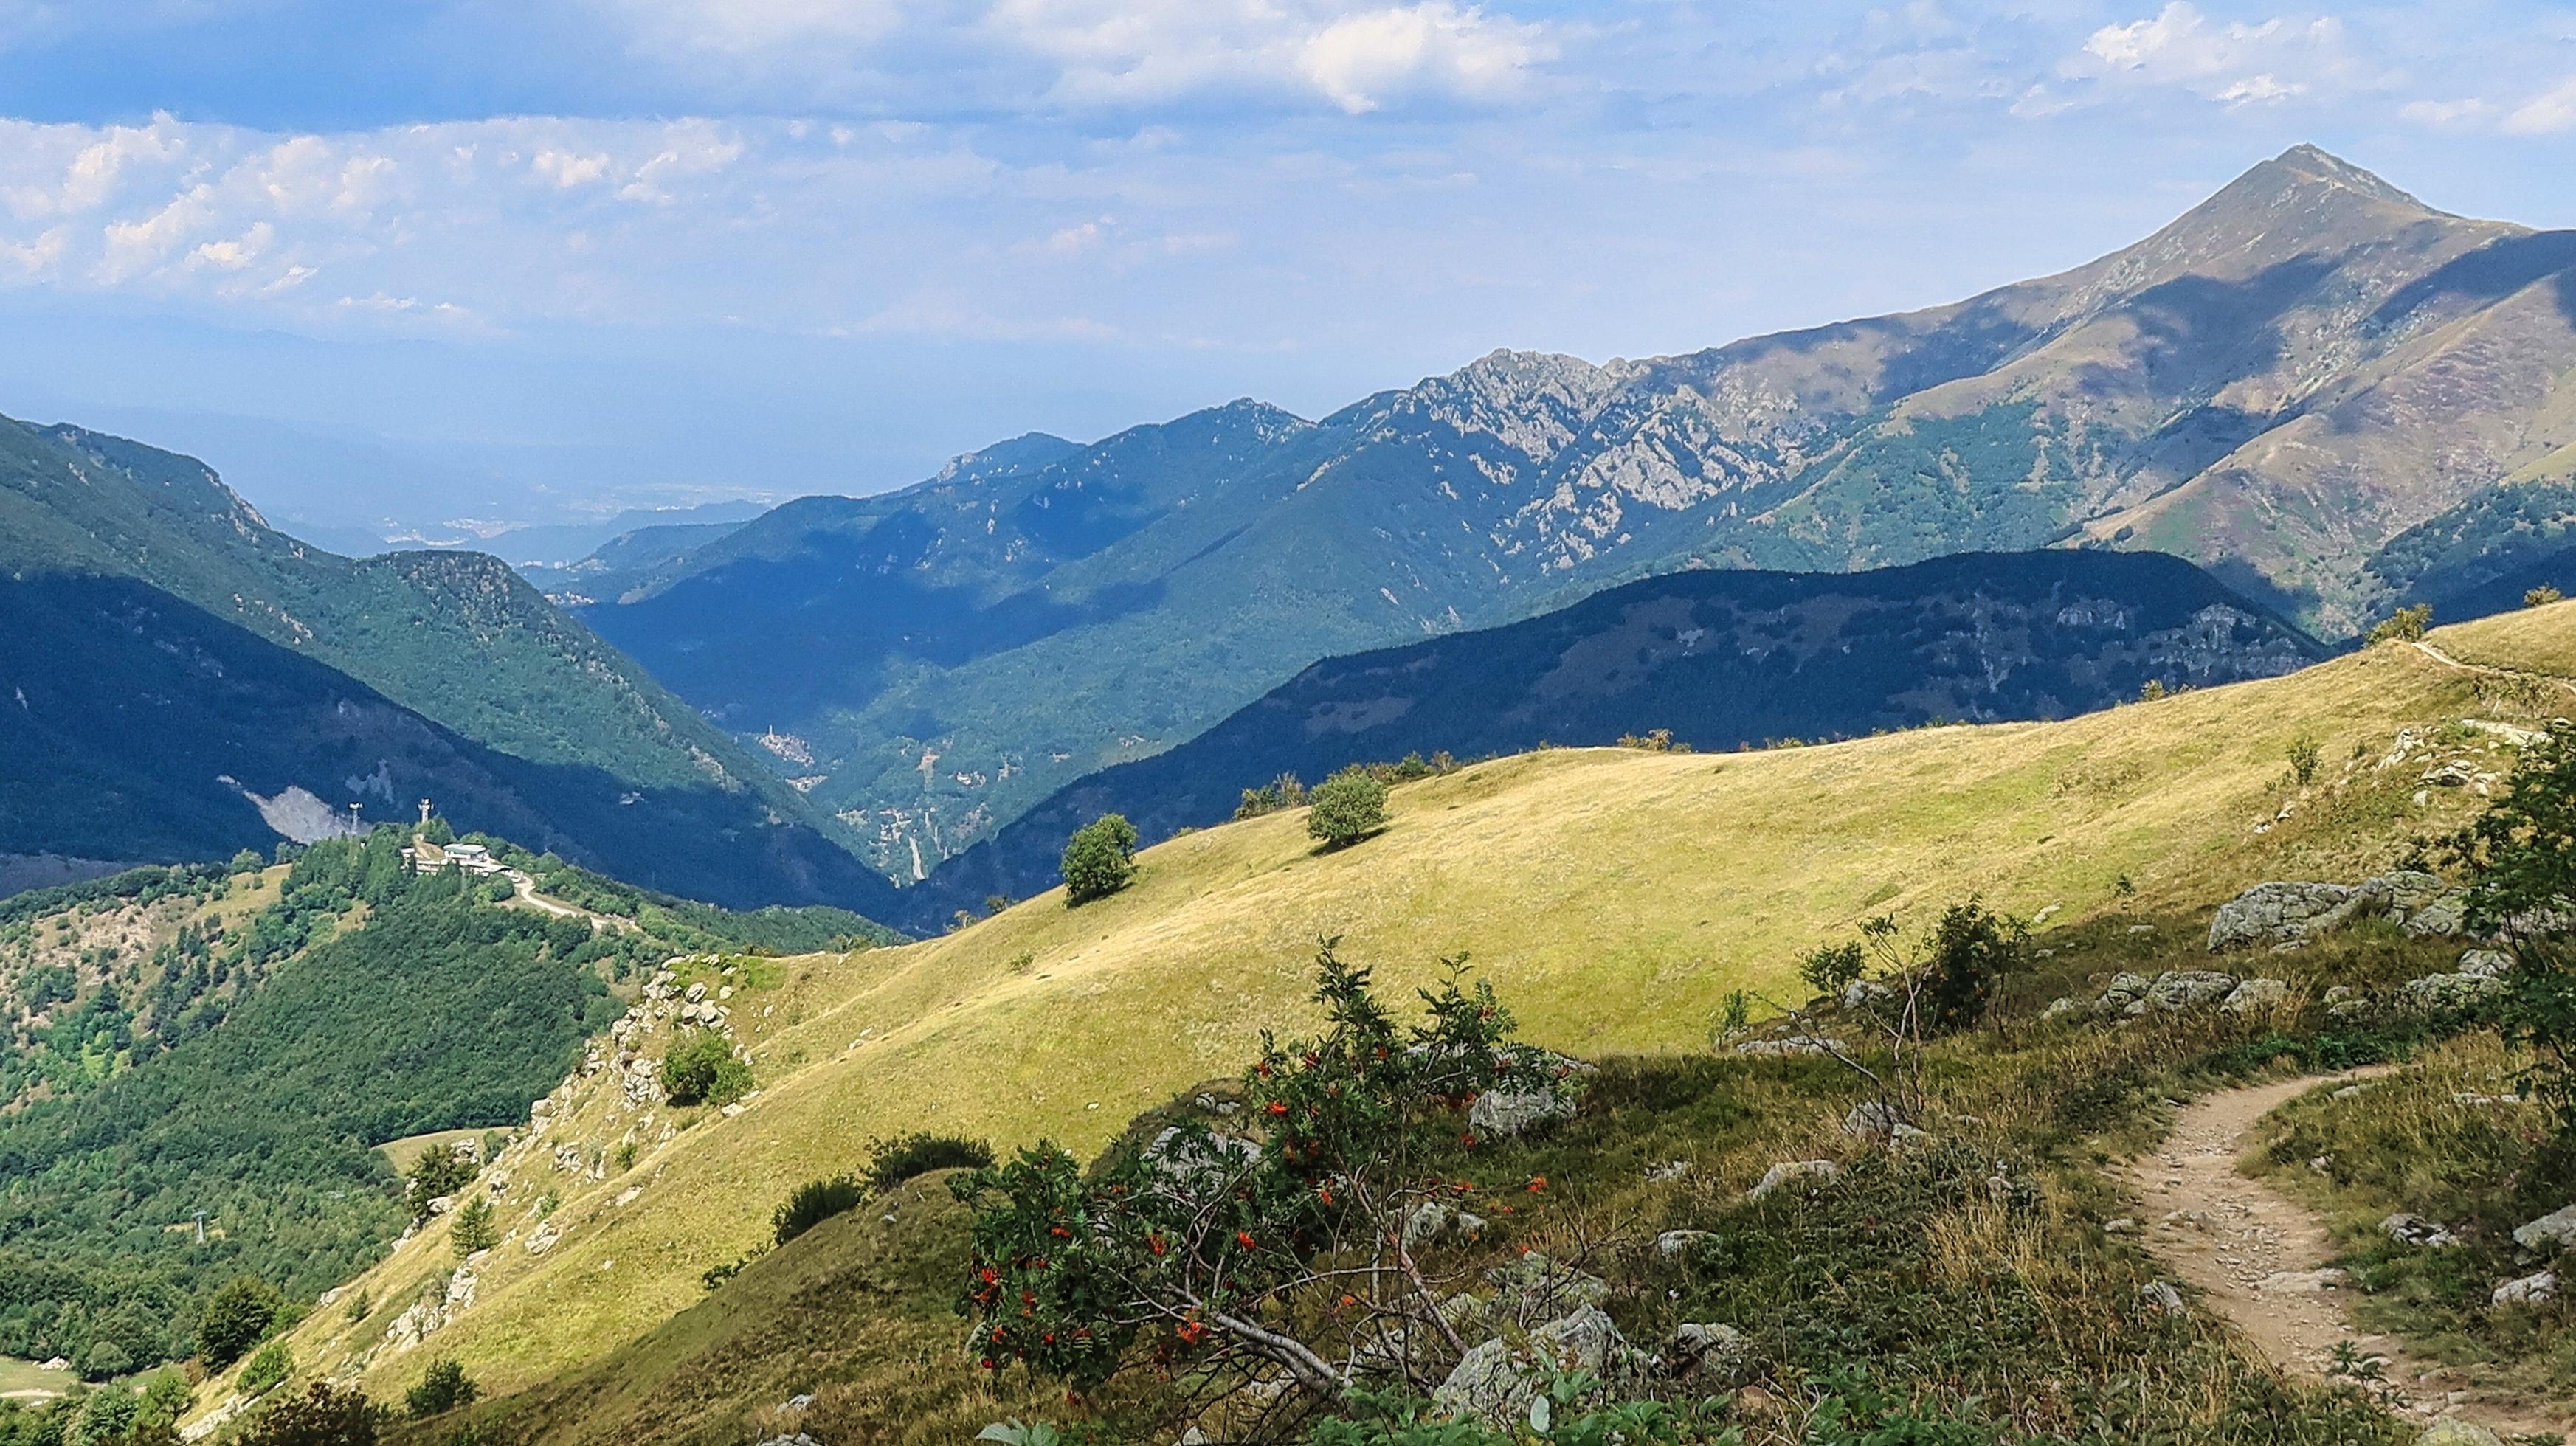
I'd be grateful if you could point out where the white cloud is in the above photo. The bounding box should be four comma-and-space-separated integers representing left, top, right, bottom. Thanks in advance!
2503, 75, 2576, 135
2398, 97, 2489, 127
2061, 3, 2358, 107
592, 0, 906, 57
1296, 3, 1548, 114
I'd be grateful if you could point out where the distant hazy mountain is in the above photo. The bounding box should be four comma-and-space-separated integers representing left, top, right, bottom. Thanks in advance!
893, 550, 2321, 927
576, 146, 2576, 880
0, 416, 900, 915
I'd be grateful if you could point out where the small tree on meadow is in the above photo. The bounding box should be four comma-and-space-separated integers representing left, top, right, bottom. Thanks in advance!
2367, 603, 2433, 645
236, 1382, 386, 1446
1305, 768, 1388, 849
449, 1196, 498, 1258
2527, 585, 2563, 609
660, 1030, 752, 1107
1060, 814, 1139, 906
405, 1146, 475, 1222
2287, 733, 2322, 788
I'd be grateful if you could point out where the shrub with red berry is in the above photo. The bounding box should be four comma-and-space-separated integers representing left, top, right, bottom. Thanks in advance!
949, 940, 1574, 1413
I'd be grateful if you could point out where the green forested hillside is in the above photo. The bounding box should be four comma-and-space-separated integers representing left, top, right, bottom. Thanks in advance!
0, 416, 902, 917
0, 828, 876, 1378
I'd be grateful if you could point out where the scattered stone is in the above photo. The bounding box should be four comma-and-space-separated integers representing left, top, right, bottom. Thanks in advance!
2381, 1213, 2460, 1248
2140, 970, 2237, 1014
1654, 1230, 1713, 1259
2125, 924, 2157, 936
756, 1436, 820, 1446
2457, 949, 2513, 978
1144, 1127, 1262, 1190
2451, 1092, 2522, 1107
1840, 978, 1894, 1011
1747, 1160, 1840, 1201
2104, 1217, 2138, 1235
2218, 978, 2288, 1015
1483, 1253, 1609, 1315
2040, 997, 2089, 1023
2491, 1270, 2557, 1307
2511, 1205, 2576, 1253
2207, 871, 2454, 952
2138, 1280, 2187, 1314
1730, 1034, 1840, 1059
1668, 1323, 1754, 1386
1402, 1200, 1488, 1248
1841, 1101, 1927, 1146
1432, 1306, 1642, 1425
2400, 971, 2506, 1014
1467, 1089, 1576, 1140
2254, 1268, 2347, 1294
2415, 1421, 2506, 1446
1643, 1159, 1693, 1183
526, 1220, 562, 1255
2099, 972, 2153, 1009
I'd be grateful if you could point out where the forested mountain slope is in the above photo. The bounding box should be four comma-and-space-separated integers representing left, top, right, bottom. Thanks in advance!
904, 550, 2324, 924
579, 147, 2576, 879
0, 417, 901, 916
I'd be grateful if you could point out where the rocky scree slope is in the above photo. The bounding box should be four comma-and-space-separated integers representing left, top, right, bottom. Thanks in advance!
581, 146, 2576, 880
234, 603, 2576, 1421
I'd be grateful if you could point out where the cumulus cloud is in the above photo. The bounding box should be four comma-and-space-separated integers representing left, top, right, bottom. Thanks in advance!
1296, 3, 1549, 114
2056, 3, 2359, 108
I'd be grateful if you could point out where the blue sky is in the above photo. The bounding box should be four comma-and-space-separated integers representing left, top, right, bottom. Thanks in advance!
0, 0, 2571, 540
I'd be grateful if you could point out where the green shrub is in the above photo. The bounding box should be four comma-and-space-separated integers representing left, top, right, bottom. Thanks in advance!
237, 1382, 386, 1446
404, 1358, 480, 1419
198, 1275, 283, 1369
659, 1030, 752, 1107
2526, 584, 2562, 608
240, 1339, 293, 1395
1305, 767, 1389, 849
80, 1338, 131, 1380
1060, 814, 1139, 906
773, 1175, 869, 1245
2287, 732, 2321, 787
863, 1132, 995, 1196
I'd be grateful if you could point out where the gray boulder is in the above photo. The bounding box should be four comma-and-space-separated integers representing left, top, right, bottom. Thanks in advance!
2141, 971, 2237, 1013
1468, 1089, 1575, 1140
2399, 972, 2506, 1014
2403, 892, 2470, 938
1654, 1230, 1713, 1259
1432, 1306, 1640, 1425
2512, 1204, 2576, 1253
2207, 883, 2352, 952
2491, 1270, 2557, 1307
2039, 997, 2089, 1023
1730, 1034, 1840, 1059
2099, 973, 2152, 1009
2218, 978, 2287, 1015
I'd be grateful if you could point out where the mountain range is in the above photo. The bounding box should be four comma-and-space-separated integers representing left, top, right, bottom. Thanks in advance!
567, 145, 2576, 882
0, 418, 901, 914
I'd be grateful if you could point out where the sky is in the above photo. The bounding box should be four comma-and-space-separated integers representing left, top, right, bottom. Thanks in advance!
0, 1, 2571, 542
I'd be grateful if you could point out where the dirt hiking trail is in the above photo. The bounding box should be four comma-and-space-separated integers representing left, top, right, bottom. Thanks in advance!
2127, 1071, 2573, 1442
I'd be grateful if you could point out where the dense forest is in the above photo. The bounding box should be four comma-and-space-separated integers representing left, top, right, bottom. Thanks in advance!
0, 827, 867, 1377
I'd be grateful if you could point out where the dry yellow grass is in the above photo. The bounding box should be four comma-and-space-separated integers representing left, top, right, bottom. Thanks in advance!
224, 606, 2576, 1420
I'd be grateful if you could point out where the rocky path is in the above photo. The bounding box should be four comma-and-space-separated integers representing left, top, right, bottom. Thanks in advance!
2127, 1073, 2570, 1442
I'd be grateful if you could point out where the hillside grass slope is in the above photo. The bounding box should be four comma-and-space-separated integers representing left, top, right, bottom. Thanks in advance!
233, 603, 2576, 1432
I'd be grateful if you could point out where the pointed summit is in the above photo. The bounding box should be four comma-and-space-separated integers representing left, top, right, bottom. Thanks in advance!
2246, 143, 2445, 215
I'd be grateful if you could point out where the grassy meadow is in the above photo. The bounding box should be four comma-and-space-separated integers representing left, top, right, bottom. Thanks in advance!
213, 604, 2576, 1436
